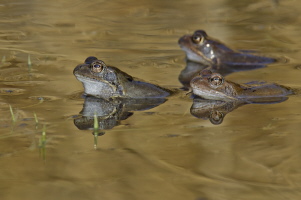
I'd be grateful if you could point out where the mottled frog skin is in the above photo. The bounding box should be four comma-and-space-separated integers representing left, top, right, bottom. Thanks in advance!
190, 69, 292, 101
178, 30, 275, 66
73, 57, 171, 99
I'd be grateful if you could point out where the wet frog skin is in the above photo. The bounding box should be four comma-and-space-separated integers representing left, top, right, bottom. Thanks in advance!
73, 57, 171, 99
178, 30, 275, 66
190, 69, 293, 101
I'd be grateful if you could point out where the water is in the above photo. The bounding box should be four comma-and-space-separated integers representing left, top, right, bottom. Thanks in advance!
1, 0, 301, 200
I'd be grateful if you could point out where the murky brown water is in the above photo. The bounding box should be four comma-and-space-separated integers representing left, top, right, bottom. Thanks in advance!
1, 0, 301, 199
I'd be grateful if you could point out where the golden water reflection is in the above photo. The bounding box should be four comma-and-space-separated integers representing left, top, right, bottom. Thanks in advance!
1, 0, 301, 200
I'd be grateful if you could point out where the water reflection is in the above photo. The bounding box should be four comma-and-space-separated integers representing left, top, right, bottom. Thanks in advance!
190, 97, 289, 125
178, 60, 267, 89
2, 0, 301, 199
74, 96, 166, 133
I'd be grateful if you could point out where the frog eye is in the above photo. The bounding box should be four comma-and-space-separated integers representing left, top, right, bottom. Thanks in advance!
209, 74, 224, 86
192, 35, 204, 44
209, 110, 224, 125
91, 61, 105, 73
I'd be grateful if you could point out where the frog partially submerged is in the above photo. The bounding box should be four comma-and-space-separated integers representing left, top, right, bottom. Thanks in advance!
73, 57, 171, 99
178, 30, 275, 66
190, 69, 293, 101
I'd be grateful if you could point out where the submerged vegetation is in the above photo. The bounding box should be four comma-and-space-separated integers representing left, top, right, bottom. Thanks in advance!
27, 54, 32, 72
8, 98, 47, 160
9, 104, 16, 123
1, 55, 6, 64
39, 125, 47, 161
93, 112, 99, 149
0, 54, 58, 161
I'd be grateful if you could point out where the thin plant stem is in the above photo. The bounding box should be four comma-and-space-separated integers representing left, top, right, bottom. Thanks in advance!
93, 112, 99, 149
1, 55, 5, 64
39, 125, 46, 161
28, 54, 32, 72
34, 112, 39, 129
9, 105, 16, 123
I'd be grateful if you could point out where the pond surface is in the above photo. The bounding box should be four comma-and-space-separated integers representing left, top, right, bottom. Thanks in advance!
1, 0, 301, 200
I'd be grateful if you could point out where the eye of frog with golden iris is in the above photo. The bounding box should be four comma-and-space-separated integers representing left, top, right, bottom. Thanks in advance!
91, 60, 105, 73
209, 74, 224, 87
191, 30, 206, 44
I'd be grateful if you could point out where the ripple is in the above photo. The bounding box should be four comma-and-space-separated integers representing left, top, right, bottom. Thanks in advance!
3, 81, 45, 87
1, 73, 48, 81
28, 95, 61, 101
294, 64, 301, 70
68, 90, 85, 100
0, 88, 25, 95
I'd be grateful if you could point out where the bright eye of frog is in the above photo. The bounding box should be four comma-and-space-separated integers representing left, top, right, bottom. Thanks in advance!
91, 61, 104, 73
192, 35, 204, 44
209, 75, 224, 86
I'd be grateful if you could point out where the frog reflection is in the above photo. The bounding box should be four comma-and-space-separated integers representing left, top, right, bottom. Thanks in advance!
178, 60, 266, 89
190, 97, 288, 125
74, 96, 166, 133
178, 30, 275, 67
73, 57, 171, 100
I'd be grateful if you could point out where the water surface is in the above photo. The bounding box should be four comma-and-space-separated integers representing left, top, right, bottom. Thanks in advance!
1, 0, 301, 200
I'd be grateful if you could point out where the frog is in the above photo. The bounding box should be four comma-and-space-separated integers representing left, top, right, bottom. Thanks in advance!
190, 69, 293, 101
73, 56, 171, 99
178, 30, 275, 67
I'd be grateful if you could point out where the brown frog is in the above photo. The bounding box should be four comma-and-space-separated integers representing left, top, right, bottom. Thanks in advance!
178, 30, 275, 66
73, 57, 171, 99
190, 69, 293, 101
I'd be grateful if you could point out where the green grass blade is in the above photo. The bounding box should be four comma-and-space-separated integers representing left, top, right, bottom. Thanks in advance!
9, 105, 16, 123
93, 112, 99, 149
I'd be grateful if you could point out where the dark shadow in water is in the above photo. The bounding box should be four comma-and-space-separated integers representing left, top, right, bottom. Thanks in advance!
190, 96, 289, 125
74, 96, 166, 134
179, 60, 267, 89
